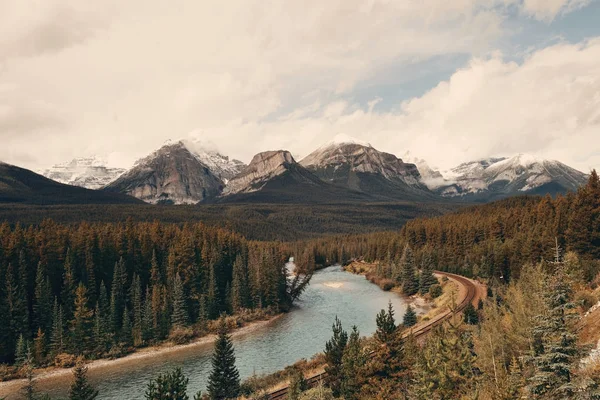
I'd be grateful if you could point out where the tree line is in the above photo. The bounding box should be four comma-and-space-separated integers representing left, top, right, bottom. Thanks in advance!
298, 170, 600, 286
0, 220, 311, 367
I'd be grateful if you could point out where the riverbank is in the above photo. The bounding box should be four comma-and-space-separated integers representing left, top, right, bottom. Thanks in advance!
0, 313, 283, 398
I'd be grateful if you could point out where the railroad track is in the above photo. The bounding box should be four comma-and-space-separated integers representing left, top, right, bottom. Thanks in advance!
266, 271, 479, 400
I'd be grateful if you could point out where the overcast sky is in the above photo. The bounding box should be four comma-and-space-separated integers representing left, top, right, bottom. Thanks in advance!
1, 0, 599, 172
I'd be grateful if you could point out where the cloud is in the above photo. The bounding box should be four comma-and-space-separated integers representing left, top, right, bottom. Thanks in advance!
0, 0, 598, 172
518, 0, 592, 21
206, 39, 600, 173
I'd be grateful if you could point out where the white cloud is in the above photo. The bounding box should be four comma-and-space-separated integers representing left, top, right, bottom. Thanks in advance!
0, 0, 597, 172
211, 39, 600, 173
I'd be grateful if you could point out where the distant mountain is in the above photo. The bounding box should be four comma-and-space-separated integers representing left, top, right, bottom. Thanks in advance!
41, 156, 126, 189
0, 161, 141, 205
300, 139, 433, 201
103, 141, 224, 204
220, 150, 371, 203
182, 139, 246, 182
434, 154, 588, 200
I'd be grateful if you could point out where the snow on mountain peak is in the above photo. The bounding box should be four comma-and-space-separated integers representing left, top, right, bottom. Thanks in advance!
42, 156, 126, 190
326, 133, 372, 148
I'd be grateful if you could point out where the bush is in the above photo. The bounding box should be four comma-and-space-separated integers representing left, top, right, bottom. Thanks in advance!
54, 353, 77, 368
429, 284, 443, 299
0, 364, 19, 381
106, 344, 128, 359
379, 279, 395, 291
169, 327, 195, 345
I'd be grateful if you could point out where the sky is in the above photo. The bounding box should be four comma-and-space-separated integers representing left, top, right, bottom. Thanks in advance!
1, 0, 599, 173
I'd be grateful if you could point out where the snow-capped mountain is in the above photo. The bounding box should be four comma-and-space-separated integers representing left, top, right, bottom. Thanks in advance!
103, 141, 223, 204
434, 154, 588, 199
42, 157, 126, 190
181, 139, 246, 182
300, 138, 432, 200
402, 152, 445, 188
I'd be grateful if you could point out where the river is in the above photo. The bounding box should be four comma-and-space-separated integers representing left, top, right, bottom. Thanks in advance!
4, 265, 419, 399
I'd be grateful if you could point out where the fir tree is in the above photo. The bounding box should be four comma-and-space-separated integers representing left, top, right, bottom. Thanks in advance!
69, 360, 99, 400
324, 316, 348, 397
341, 326, 365, 400
130, 274, 143, 346
403, 305, 417, 328
120, 307, 132, 346
145, 368, 190, 400
21, 348, 36, 400
62, 249, 77, 321
526, 266, 579, 398
463, 302, 479, 325
375, 302, 396, 344
15, 334, 27, 366
400, 246, 419, 296
33, 328, 46, 365
71, 283, 93, 355
50, 298, 65, 355
110, 259, 126, 334
207, 317, 240, 400
230, 255, 250, 313
170, 274, 188, 330
418, 252, 438, 295
34, 262, 53, 334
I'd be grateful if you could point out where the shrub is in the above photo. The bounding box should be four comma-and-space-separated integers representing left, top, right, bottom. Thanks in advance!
379, 279, 395, 291
54, 353, 77, 368
429, 284, 443, 299
169, 327, 195, 345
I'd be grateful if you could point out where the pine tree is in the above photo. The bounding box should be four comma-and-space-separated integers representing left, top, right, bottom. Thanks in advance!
110, 259, 126, 334
120, 307, 132, 346
403, 305, 417, 328
418, 252, 438, 295
15, 334, 28, 366
6, 264, 29, 346
71, 283, 93, 355
400, 246, 419, 296
62, 249, 77, 321
130, 274, 143, 346
142, 287, 154, 343
170, 274, 188, 330
145, 368, 190, 400
375, 302, 396, 344
230, 255, 250, 313
69, 360, 99, 400
526, 266, 579, 398
463, 302, 479, 325
34, 262, 53, 334
341, 326, 365, 400
324, 316, 348, 397
207, 264, 220, 320
21, 348, 36, 400
33, 328, 46, 365
207, 317, 240, 400
50, 298, 65, 355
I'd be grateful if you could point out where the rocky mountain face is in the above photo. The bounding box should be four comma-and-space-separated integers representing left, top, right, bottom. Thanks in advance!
433, 154, 588, 200
220, 150, 371, 203
1, 161, 140, 205
300, 140, 432, 200
41, 157, 126, 190
103, 142, 223, 204
223, 150, 314, 195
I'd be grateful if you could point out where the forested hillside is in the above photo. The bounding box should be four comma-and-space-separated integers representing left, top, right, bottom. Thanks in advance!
301, 170, 600, 284
0, 221, 312, 367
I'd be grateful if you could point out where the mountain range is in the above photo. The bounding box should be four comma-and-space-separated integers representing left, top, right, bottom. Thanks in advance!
0, 138, 590, 205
